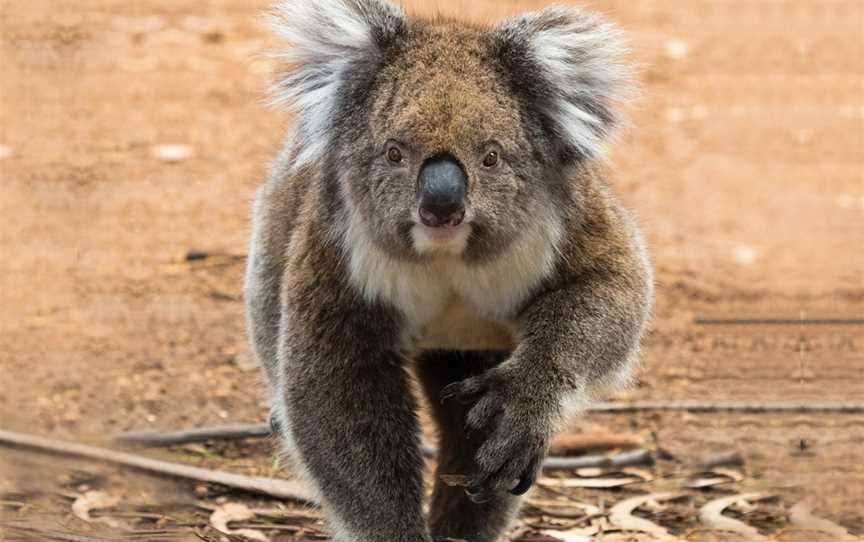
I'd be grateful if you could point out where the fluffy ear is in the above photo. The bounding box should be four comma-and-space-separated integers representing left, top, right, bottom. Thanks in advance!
268, 0, 406, 168
494, 6, 632, 159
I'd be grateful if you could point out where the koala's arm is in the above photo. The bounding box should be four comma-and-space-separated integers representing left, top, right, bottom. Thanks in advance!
516, 229, 652, 408
275, 231, 433, 541
443, 184, 652, 502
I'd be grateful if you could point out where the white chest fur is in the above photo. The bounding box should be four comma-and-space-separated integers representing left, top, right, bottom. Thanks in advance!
343, 214, 563, 351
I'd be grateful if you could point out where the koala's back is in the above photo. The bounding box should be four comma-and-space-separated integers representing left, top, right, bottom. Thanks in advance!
244, 154, 314, 390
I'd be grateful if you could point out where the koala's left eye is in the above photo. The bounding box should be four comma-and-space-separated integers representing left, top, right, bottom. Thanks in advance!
482, 150, 499, 168
387, 146, 403, 164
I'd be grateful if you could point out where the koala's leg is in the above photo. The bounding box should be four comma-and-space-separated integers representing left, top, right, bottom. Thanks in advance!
281, 337, 431, 542
416, 350, 522, 542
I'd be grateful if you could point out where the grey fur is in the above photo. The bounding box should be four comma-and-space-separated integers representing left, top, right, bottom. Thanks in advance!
246, 1, 652, 541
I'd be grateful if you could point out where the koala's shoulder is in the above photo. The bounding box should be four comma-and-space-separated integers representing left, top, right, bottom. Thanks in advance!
551, 167, 652, 297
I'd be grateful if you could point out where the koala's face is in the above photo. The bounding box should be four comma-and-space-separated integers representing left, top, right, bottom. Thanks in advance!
270, 0, 629, 263
350, 26, 551, 262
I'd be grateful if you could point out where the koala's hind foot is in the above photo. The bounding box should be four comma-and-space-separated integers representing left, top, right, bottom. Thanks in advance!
417, 350, 523, 542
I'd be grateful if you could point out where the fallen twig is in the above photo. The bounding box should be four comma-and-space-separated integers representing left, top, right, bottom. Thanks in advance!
697, 450, 745, 469
116, 425, 652, 472
542, 448, 653, 471
0, 523, 120, 542
0, 429, 315, 505
117, 424, 271, 446
549, 433, 642, 455
590, 400, 864, 413
117, 400, 864, 446
538, 476, 644, 489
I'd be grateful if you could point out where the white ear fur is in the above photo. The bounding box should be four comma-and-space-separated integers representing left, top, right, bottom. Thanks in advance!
497, 6, 633, 158
268, 0, 405, 168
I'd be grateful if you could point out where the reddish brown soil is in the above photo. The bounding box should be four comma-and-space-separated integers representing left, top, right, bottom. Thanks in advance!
1, 0, 862, 540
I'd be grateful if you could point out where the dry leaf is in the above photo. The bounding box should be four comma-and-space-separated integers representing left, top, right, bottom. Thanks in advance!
72, 491, 121, 528
789, 501, 852, 539
685, 467, 743, 488
538, 476, 643, 489
699, 493, 769, 540
539, 529, 593, 542
210, 502, 270, 542
711, 468, 744, 481
620, 467, 654, 482
684, 476, 733, 489
609, 493, 684, 539
527, 499, 601, 516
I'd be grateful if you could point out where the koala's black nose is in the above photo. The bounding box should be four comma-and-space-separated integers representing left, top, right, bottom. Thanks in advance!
417, 155, 467, 228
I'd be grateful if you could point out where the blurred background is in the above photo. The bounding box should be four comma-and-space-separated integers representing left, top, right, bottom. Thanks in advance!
1, 0, 862, 540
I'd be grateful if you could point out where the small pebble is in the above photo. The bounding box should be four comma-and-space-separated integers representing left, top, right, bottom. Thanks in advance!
733, 245, 760, 265
151, 144, 193, 162
233, 350, 260, 372
665, 107, 685, 123
664, 39, 690, 60
836, 194, 864, 210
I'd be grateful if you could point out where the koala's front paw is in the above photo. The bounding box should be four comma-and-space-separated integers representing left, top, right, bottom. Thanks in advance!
441, 368, 555, 503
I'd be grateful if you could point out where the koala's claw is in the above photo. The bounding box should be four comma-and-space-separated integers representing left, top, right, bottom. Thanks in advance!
510, 454, 543, 495
441, 371, 551, 501
464, 443, 544, 502
440, 378, 487, 405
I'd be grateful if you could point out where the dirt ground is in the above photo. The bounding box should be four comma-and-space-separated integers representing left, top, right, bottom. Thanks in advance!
1, 0, 862, 540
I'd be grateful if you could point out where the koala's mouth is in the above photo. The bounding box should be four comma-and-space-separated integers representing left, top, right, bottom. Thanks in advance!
416, 221, 468, 240
411, 219, 472, 255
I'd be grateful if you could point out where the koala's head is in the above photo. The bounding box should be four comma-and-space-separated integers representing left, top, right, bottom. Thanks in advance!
270, 0, 630, 263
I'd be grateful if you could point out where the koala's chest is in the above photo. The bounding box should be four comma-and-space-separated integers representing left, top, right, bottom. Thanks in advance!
346, 222, 563, 352
350, 259, 529, 352
410, 289, 518, 352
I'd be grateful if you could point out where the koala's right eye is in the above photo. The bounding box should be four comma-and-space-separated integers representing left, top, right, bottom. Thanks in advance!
386, 146, 403, 164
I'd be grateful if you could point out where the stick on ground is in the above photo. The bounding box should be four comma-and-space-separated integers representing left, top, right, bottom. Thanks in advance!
549, 432, 643, 455
542, 448, 652, 471
589, 400, 864, 414
0, 429, 315, 505
116, 424, 652, 471
117, 424, 271, 446
115, 399, 864, 448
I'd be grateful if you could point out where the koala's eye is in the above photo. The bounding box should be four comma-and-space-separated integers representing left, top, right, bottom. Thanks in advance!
387, 146, 403, 164
482, 150, 499, 168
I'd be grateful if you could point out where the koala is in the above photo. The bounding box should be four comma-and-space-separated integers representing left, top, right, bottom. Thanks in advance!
244, 1, 653, 541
